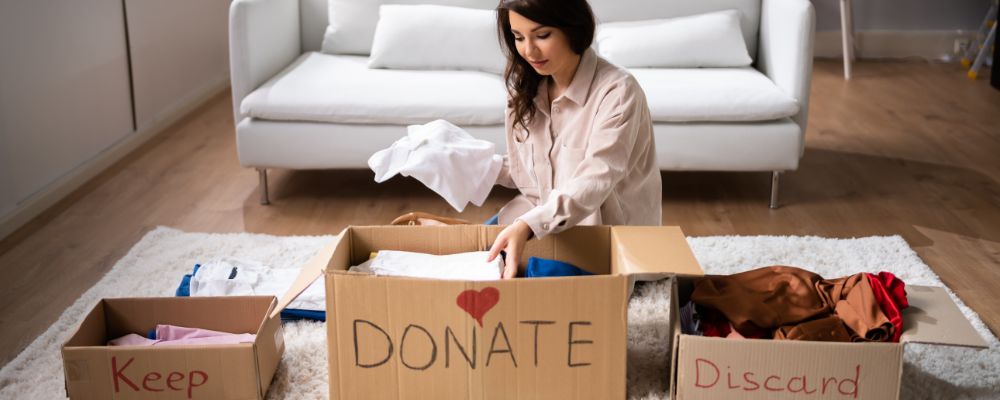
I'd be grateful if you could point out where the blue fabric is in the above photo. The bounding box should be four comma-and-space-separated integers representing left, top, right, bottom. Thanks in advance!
174, 264, 201, 297
485, 214, 499, 225
279, 309, 326, 322
525, 257, 593, 278
175, 264, 326, 322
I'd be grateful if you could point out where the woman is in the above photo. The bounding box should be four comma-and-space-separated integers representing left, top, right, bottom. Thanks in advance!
487, 0, 662, 278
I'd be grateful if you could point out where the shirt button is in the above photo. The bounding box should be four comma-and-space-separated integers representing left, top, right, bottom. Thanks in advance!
552, 106, 560, 113
542, 223, 550, 230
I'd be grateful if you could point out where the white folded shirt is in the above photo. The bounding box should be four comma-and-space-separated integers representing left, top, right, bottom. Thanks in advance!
190, 257, 326, 311
368, 119, 502, 212
349, 250, 503, 281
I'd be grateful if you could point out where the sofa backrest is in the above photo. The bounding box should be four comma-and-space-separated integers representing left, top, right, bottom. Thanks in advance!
300, 0, 762, 58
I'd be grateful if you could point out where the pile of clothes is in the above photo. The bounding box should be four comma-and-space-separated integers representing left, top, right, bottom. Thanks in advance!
348, 250, 594, 279
680, 266, 908, 343
349, 250, 505, 280
108, 324, 255, 347
176, 251, 594, 322
176, 257, 327, 321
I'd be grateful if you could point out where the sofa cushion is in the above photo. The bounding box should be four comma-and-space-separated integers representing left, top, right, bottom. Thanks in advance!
588, 0, 761, 58
241, 52, 506, 125
312, 0, 761, 58
632, 67, 800, 122
242, 54, 797, 126
369, 5, 504, 74
596, 10, 752, 68
322, 0, 493, 55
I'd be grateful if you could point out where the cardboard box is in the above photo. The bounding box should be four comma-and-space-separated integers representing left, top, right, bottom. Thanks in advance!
275, 225, 703, 400
668, 275, 989, 399
61, 296, 285, 400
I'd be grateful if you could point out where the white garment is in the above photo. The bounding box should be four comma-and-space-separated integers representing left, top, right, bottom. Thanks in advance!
190, 257, 326, 311
368, 119, 502, 212
349, 250, 503, 281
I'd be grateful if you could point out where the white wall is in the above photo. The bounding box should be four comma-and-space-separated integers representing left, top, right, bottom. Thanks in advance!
814, 0, 991, 32
810, 0, 992, 59
0, 0, 134, 217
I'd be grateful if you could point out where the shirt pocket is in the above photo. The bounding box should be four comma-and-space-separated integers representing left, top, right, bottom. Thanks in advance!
554, 143, 587, 188
510, 136, 538, 190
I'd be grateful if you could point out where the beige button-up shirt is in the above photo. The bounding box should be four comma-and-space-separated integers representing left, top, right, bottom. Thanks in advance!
496, 48, 662, 238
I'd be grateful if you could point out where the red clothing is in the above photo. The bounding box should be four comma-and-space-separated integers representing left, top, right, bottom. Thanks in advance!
866, 272, 908, 342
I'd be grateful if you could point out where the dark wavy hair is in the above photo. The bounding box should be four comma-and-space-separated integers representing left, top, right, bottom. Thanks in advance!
496, 0, 596, 134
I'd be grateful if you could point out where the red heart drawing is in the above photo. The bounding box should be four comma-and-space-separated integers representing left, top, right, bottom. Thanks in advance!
456, 287, 500, 327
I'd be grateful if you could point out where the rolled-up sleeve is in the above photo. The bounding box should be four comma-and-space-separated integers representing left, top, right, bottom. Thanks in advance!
517, 81, 643, 238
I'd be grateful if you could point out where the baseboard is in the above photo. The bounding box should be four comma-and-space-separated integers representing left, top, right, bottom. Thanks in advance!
0, 77, 231, 241
815, 30, 976, 62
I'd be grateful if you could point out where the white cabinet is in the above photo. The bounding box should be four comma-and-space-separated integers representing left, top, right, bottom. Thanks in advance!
0, 0, 230, 235
0, 0, 134, 213
125, 0, 230, 131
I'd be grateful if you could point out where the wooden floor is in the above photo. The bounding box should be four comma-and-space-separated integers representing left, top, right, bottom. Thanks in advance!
1, 60, 998, 366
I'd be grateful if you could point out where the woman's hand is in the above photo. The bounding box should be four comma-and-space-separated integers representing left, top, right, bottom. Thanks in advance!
486, 220, 533, 279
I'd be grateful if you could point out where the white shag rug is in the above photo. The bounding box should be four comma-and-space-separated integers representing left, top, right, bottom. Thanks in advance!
1, 227, 998, 399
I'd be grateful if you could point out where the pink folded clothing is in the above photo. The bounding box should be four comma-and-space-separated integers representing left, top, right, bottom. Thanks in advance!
152, 333, 257, 346
155, 324, 247, 341
108, 333, 159, 346
107, 324, 256, 346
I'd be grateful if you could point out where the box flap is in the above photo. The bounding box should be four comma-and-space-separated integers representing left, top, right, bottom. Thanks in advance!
669, 277, 681, 400
64, 300, 108, 347
900, 285, 988, 348
254, 299, 284, 399
611, 226, 702, 297
271, 229, 346, 319
611, 226, 703, 276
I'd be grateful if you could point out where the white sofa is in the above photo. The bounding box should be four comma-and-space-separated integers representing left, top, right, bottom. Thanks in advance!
229, 0, 815, 208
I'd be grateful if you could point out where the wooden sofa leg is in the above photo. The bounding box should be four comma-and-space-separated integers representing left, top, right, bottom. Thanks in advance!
257, 168, 271, 205
769, 171, 781, 209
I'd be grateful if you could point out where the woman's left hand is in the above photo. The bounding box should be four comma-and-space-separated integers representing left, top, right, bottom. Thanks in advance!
486, 220, 533, 279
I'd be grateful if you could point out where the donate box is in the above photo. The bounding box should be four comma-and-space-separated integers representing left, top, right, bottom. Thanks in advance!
277, 225, 703, 400
61, 296, 284, 399
668, 275, 989, 399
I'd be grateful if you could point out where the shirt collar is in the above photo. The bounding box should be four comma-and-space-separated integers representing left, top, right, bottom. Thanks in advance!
562, 47, 597, 106
534, 79, 550, 117
532, 47, 598, 113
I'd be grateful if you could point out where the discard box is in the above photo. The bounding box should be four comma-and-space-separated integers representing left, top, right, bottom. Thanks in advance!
668, 275, 989, 400
276, 225, 703, 400
61, 296, 284, 399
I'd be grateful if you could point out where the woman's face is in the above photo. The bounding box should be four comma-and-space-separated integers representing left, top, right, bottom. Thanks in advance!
508, 11, 575, 77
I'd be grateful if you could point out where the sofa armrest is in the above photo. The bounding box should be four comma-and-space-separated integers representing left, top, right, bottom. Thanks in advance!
756, 0, 815, 148
229, 0, 302, 123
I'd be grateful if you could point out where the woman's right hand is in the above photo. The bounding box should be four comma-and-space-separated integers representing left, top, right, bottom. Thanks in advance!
486, 220, 533, 279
